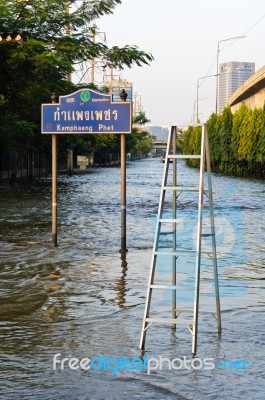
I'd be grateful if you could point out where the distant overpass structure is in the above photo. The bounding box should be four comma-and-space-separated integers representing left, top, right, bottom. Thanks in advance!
146, 125, 169, 150
152, 140, 167, 149
227, 65, 265, 112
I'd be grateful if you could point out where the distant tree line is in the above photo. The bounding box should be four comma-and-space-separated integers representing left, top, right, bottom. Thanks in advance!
65, 111, 153, 166
182, 103, 265, 178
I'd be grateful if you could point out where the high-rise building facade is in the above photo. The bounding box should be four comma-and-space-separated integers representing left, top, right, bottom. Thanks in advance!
218, 61, 255, 113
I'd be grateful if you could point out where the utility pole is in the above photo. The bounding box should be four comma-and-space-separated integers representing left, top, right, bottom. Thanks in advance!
65, 1, 73, 175
196, 74, 217, 122
91, 24, 96, 84
65, 2, 71, 83
133, 92, 142, 117
88, 25, 106, 85
110, 66, 114, 95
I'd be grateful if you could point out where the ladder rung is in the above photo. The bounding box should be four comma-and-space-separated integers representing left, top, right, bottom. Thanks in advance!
154, 250, 212, 255
175, 309, 217, 315
159, 218, 182, 223
167, 155, 202, 159
201, 233, 214, 237
145, 317, 192, 325
162, 186, 209, 192
150, 284, 177, 289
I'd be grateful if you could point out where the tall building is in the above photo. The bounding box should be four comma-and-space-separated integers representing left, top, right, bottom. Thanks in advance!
218, 61, 255, 113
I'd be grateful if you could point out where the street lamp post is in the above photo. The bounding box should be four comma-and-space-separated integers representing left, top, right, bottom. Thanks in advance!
215, 35, 246, 114
196, 74, 217, 122
193, 98, 206, 123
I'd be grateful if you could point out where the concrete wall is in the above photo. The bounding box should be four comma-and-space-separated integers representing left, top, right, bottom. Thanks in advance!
230, 87, 265, 112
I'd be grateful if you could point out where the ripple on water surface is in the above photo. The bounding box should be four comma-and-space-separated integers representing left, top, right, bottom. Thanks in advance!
0, 159, 265, 399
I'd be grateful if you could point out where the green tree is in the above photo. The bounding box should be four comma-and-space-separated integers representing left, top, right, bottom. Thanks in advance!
126, 112, 153, 157
256, 104, 265, 164
133, 111, 150, 126
129, 129, 153, 157
249, 108, 262, 164
182, 126, 201, 167
230, 103, 248, 170
179, 103, 265, 177
237, 106, 252, 163
0, 0, 153, 183
207, 112, 221, 168
219, 106, 233, 168
0, 1, 153, 71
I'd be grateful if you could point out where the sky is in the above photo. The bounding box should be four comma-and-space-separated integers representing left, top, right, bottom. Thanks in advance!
92, 0, 265, 126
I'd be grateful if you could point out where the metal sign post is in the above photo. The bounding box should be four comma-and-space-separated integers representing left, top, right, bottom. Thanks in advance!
119, 89, 128, 257
41, 89, 132, 247
51, 92, 58, 247
120, 133, 127, 256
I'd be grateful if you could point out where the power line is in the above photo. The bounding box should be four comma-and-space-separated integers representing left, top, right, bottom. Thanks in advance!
244, 12, 265, 34
204, 12, 265, 77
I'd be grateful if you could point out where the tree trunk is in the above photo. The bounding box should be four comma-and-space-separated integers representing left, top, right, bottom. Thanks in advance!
9, 141, 31, 185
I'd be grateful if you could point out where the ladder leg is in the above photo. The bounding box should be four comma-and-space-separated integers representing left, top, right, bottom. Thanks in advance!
172, 126, 177, 330
205, 127, 221, 333
192, 125, 205, 355
140, 253, 157, 349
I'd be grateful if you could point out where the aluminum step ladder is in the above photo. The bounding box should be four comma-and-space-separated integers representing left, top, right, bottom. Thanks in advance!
140, 124, 221, 355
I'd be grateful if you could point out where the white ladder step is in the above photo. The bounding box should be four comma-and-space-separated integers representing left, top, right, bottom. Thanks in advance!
159, 218, 182, 223
150, 284, 178, 289
175, 309, 217, 316
162, 186, 209, 192
154, 250, 212, 255
145, 317, 192, 325
167, 155, 201, 159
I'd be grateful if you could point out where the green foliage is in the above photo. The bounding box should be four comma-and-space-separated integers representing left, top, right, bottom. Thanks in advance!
104, 45, 153, 69
0, 1, 153, 71
176, 129, 185, 152
181, 102, 265, 178
219, 106, 233, 164
256, 103, 265, 163
133, 111, 150, 126
126, 126, 153, 158
0, 0, 154, 178
207, 112, 221, 165
0, 120, 37, 151
182, 125, 201, 167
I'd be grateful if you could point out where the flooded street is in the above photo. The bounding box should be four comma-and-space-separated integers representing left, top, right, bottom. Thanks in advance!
0, 159, 265, 399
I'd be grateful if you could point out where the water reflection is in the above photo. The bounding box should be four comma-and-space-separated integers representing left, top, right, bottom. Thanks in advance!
113, 256, 128, 308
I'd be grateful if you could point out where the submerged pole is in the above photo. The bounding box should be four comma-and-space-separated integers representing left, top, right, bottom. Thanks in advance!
51, 92, 58, 247
119, 89, 128, 256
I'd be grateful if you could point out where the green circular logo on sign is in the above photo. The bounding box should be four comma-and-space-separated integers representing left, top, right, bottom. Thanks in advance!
80, 90, 90, 102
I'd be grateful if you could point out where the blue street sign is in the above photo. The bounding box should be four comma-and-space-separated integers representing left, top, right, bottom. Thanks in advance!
41, 89, 132, 134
